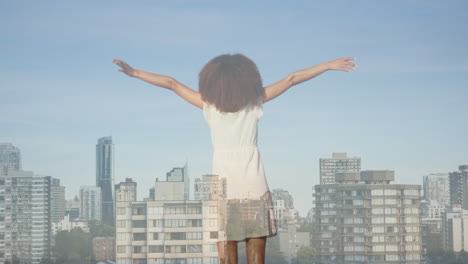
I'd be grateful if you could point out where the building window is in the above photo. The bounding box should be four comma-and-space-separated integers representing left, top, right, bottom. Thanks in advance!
149, 245, 164, 253
133, 233, 147, 241
133, 246, 147, 253
187, 245, 202, 253
117, 246, 126, 253
210, 232, 218, 239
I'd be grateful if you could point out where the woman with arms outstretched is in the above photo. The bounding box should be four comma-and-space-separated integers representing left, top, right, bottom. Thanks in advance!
113, 54, 356, 264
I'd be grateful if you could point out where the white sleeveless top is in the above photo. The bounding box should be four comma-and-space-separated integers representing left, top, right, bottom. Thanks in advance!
203, 101, 270, 199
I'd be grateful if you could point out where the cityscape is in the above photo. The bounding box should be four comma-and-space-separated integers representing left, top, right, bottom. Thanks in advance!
1, 140, 467, 264
2, 1, 467, 264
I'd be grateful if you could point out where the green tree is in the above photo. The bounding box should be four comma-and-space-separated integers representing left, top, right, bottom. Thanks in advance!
292, 246, 317, 264
52, 220, 115, 262
53, 228, 91, 262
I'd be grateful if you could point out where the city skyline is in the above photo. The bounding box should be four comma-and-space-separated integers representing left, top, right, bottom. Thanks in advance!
2, 0, 468, 215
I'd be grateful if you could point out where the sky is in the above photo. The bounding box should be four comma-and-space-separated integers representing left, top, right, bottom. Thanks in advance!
1, 0, 467, 216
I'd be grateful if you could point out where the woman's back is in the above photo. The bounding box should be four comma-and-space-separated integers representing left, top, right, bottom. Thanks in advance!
203, 102, 263, 149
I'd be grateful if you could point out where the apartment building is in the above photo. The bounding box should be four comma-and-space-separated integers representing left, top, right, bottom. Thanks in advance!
314, 170, 422, 263
115, 200, 220, 264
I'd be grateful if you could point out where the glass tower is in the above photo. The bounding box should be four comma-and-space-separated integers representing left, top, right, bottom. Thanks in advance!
96, 136, 115, 226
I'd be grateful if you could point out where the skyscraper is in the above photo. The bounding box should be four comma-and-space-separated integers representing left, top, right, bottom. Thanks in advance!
319, 152, 361, 184
272, 188, 294, 209
51, 178, 66, 223
448, 165, 468, 209
80, 186, 102, 221
423, 173, 449, 205
0, 143, 21, 175
96, 136, 114, 226
0, 172, 54, 263
0, 143, 55, 263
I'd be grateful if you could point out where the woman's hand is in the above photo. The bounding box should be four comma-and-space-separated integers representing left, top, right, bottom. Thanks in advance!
324, 57, 357, 72
113, 59, 139, 77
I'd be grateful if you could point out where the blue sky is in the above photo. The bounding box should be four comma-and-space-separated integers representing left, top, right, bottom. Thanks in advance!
1, 0, 467, 215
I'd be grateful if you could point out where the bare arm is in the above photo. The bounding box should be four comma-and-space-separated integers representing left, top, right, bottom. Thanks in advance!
263, 57, 357, 102
113, 59, 203, 109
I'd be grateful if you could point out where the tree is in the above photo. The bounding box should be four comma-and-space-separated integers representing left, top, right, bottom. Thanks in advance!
53, 228, 91, 262
292, 246, 317, 264
52, 220, 116, 262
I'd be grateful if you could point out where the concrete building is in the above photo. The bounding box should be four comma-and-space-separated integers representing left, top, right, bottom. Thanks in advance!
273, 199, 299, 231
313, 170, 422, 263
421, 200, 446, 233
0, 143, 21, 175
154, 179, 185, 201
80, 186, 102, 221
166, 164, 190, 200
115, 200, 220, 264
115, 178, 137, 202
448, 165, 468, 209
0, 170, 54, 263
93, 237, 116, 262
441, 208, 468, 252
272, 188, 294, 209
96, 136, 115, 226
193, 174, 226, 201
65, 195, 80, 221
52, 214, 89, 235
278, 224, 311, 264
51, 178, 66, 223
423, 173, 449, 205
319, 152, 361, 184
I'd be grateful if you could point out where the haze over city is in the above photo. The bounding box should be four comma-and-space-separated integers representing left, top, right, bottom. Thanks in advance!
2, 0, 467, 215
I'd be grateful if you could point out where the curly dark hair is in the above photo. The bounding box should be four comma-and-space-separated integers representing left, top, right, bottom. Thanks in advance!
199, 53, 264, 113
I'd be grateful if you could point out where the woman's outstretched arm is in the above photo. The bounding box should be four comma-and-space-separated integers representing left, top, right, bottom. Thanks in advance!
113, 59, 203, 109
263, 57, 357, 103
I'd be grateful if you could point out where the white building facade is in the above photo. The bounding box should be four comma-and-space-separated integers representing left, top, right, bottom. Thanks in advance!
80, 186, 102, 221
115, 200, 220, 264
314, 170, 422, 263
319, 152, 361, 184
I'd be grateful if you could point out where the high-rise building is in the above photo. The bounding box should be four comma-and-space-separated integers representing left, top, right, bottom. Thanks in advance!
319, 152, 361, 184
0, 170, 54, 263
423, 173, 449, 205
0, 143, 21, 175
166, 163, 190, 200
273, 199, 299, 231
278, 224, 311, 264
115, 178, 137, 202
115, 200, 219, 264
80, 186, 102, 221
441, 208, 468, 252
194, 174, 226, 201
0, 143, 55, 263
96, 136, 115, 226
448, 165, 468, 209
272, 188, 294, 209
51, 178, 66, 223
314, 170, 422, 263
